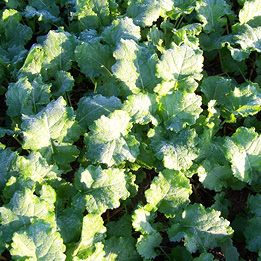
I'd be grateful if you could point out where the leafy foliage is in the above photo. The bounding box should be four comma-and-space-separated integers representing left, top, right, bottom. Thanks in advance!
0, 0, 260, 260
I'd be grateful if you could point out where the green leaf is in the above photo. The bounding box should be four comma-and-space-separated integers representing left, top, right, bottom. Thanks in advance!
52, 71, 74, 97
201, 76, 261, 120
145, 169, 192, 217
77, 94, 122, 129
158, 91, 202, 132
6, 76, 51, 118
0, 9, 32, 56
75, 41, 114, 78
19, 30, 76, 79
224, 127, 261, 184
0, 188, 55, 245
10, 221, 66, 261
136, 232, 162, 259
168, 204, 233, 253
73, 214, 106, 258
156, 44, 203, 94
211, 192, 231, 218
227, 24, 261, 61
151, 128, 198, 171
24, 0, 60, 23
51, 142, 80, 171
24, 6, 60, 23
57, 204, 84, 244
127, 0, 173, 27
195, 0, 233, 33
112, 39, 160, 93
198, 160, 234, 192
21, 97, 80, 151
102, 17, 141, 46
107, 215, 133, 237
132, 206, 157, 234
239, 0, 261, 24
85, 110, 140, 166
244, 217, 261, 252
171, 0, 198, 19
10, 152, 61, 183
19, 45, 45, 80
73, 0, 117, 30
247, 194, 261, 217
172, 23, 202, 49
74, 165, 129, 214
123, 93, 157, 125
169, 246, 193, 261
0, 148, 17, 189
21, 97, 81, 170
41, 30, 76, 79
193, 253, 215, 261
105, 236, 140, 261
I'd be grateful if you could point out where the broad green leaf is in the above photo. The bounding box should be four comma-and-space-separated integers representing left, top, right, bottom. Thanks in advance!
168, 204, 233, 253
75, 41, 114, 78
198, 160, 234, 192
107, 215, 133, 237
51, 142, 80, 171
211, 192, 231, 218
156, 44, 203, 94
219, 48, 247, 76
112, 39, 160, 93
41, 30, 76, 78
73, 214, 106, 258
102, 17, 140, 46
73, 0, 117, 30
201, 76, 261, 120
127, 0, 173, 27
151, 128, 198, 171
172, 23, 202, 49
171, 0, 198, 19
77, 94, 122, 129
105, 236, 140, 261
195, 0, 233, 33
227, 24, 261, 61
0, 188, 55, 244
75, 165, 129, 214
24, 6, 60, 23
21, 97, 80, 151
6, 76, 51, 118
197, 135, 245, 191
145, 169, 192, 217
158, 91, 202, 132
57, 206, 84, 244
170, 246, 193, 260
19, 45, 45, 79
136, 232, 162, 259
132, 206, 157, 234
0, 148, 17, 189
85, 110, 140, 166
239, 0, 261, 24
247, 194, 261, 217
194, 253, 215, 261
244, 217, 261, 252
24, 0, 60, 23
123, 93, 157, 125
10, 152, 61, 183
224, 127, 261, 184
19, 30, 76, 79
52, 71, 74, 97
105, 216, 141, 259
0, 9, 32, 59
10, 221, 66, 261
